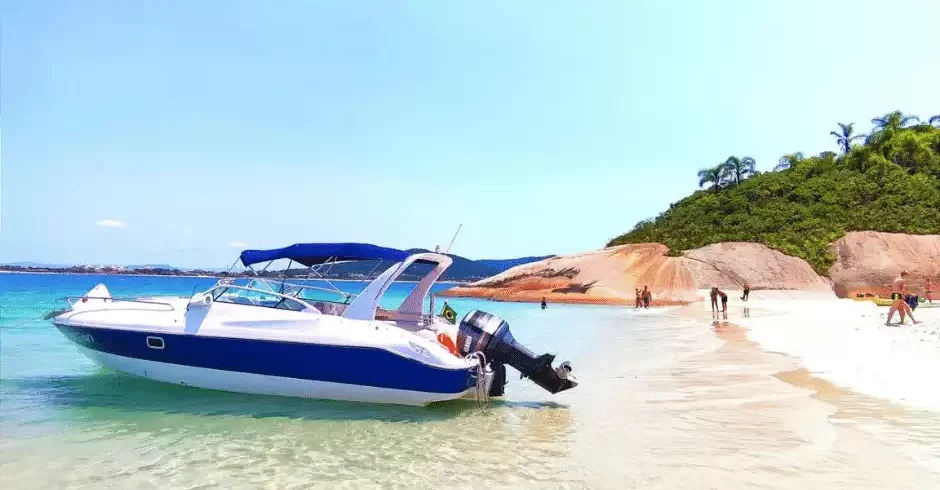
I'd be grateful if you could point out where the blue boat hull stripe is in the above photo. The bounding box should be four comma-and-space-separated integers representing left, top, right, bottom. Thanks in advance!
55, 325, 476, 394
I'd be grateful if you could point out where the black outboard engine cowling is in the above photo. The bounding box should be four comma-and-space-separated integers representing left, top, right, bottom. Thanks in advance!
456, 310, 577, 395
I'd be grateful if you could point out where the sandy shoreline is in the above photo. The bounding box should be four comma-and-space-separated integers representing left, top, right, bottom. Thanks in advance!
455, 284, 940, 414
676, 295, 940, 413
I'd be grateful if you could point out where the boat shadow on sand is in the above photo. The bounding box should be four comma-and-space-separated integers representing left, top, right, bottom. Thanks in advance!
4, 371, 568, 424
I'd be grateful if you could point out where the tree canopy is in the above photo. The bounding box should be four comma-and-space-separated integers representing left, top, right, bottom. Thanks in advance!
607, 111, 940, 274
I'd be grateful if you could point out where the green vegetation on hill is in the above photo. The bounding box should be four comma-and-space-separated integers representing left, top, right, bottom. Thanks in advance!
608, 111, 940, 274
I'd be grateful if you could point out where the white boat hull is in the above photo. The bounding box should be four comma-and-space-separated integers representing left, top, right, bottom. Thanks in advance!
76, 346, 485, 406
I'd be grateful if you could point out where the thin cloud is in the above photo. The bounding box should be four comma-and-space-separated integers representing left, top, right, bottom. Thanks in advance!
96, 219, 125, 228
228, 241, 248, 248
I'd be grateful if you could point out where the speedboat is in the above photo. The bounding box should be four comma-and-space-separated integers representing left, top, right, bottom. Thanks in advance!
48, 243, 578, 406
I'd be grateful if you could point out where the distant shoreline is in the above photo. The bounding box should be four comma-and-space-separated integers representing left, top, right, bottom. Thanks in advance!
0, 270, 221, 279
0, 269, 467, 285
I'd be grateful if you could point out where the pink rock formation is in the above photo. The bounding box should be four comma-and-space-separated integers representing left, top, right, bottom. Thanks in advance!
441, 244, 669, 306
683, 243, 833, 291
442, 241, 832, 306
828, 231, 940, 298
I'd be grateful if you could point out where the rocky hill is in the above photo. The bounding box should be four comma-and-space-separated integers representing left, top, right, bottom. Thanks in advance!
445, 111, 940, 305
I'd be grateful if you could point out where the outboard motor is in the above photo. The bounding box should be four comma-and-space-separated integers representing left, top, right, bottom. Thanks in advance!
456, 310, 577, 396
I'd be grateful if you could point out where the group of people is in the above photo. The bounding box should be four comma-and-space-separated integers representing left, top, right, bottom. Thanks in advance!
709, 287, 729, 314
635, 286, 652, 308
886, 272, 933, 325
615, 274, 932, 325
633, 283, 746, 313
709, 281, 752, 313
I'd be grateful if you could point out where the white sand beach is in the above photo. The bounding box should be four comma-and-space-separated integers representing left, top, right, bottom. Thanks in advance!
716, 292, 940, 412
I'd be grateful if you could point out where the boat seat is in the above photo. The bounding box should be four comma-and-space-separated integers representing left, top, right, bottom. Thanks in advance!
313, 302, 345, 316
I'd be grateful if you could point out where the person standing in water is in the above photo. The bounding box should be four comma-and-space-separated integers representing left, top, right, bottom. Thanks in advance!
642, 286, 651, 308
635, 288, 643, 308
717, 288, 728, 313
926, 278, 933, 304
541, 297, 547, 310
741, 282, 750, 302
709, 287, 719, 315
886, 271, 919, 325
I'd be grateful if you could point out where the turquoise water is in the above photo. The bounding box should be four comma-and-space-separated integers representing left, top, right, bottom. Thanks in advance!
2, 273, 939, 489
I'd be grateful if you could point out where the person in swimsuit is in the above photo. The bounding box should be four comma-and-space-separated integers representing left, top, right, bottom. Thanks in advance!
642, 286, 651, 308
741, 282, 750, 301
541, 297, 547, 309
709, 287, 719, 314
717, 289, 728, 312
886, 271, 918, 325
926, 278, 933, 304
635, 288, 642, 308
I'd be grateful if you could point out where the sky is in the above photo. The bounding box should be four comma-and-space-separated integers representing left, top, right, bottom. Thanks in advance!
1, 1, 938, 268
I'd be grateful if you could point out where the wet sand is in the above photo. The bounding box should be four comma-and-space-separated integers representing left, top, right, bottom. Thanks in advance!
702, 308, 940, 480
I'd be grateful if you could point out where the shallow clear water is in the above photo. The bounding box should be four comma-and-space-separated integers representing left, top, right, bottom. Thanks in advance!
1, 273, 938, 489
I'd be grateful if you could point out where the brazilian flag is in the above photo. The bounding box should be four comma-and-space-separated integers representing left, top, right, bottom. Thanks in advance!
440, 302, 458, 324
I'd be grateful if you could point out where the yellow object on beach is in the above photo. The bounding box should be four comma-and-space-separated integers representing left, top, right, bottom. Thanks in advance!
851, 296, 893, 306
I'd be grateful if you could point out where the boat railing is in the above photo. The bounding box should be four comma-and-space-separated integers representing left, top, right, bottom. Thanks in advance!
60, 296, 178, 311
279, 282, 357, 302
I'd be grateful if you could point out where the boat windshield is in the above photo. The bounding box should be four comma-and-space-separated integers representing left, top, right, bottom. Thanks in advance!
208, 277, 359, 315
210, 284, 311, 312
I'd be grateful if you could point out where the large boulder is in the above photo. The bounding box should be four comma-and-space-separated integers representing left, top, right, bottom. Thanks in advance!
441, 241, 832, 305
828, 231, 940, 298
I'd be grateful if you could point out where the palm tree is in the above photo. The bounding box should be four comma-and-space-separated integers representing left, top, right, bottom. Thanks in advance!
721, 156, 757, 184
871, 111, 920, 131
741, 156, 757, 179
930, 115, 940, 128
774, 152, 805, 171
697, 165, 726, 190
868, 111, 920, 144
830, 122, 864, 154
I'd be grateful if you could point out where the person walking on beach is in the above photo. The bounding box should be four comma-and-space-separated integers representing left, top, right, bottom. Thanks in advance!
926, 278, 934, 304
886, 271, 919, 325
741, 282, 750, 302
642, 286, 651, 308
635, 288, 643, 308
709, 287, 719, 314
